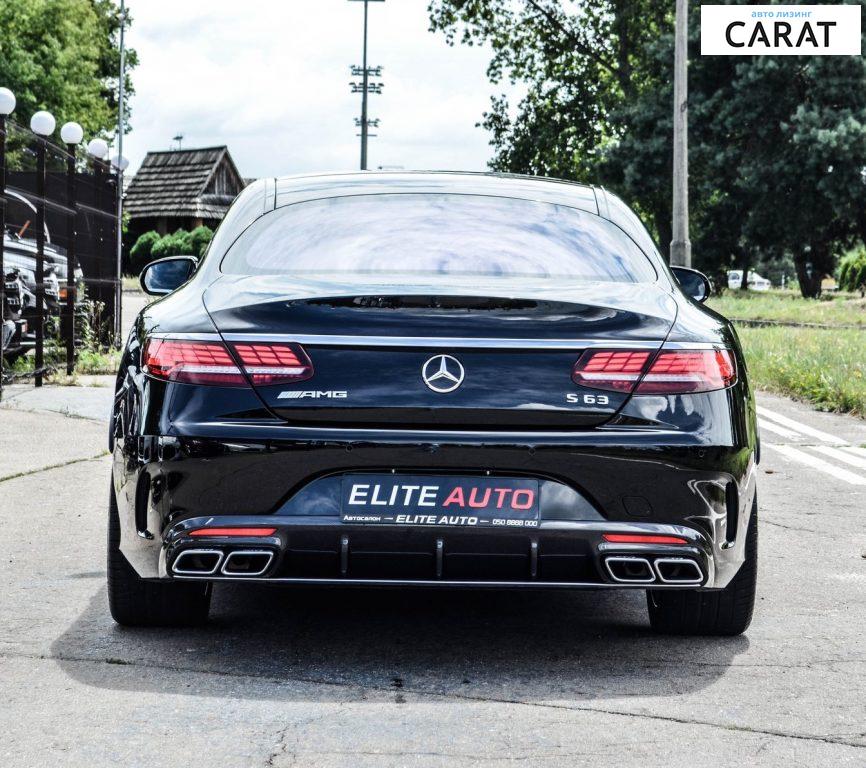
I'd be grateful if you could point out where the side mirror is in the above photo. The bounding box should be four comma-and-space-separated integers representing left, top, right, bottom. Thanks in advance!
140, 255, 198, 296
671, 266, 711, 303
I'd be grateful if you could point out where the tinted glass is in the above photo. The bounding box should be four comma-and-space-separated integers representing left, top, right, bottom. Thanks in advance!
221, 194, 657, 283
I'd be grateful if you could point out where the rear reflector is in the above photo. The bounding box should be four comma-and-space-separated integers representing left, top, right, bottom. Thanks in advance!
603, 533, 688, 545
143, 338, 313, 387
573, 348, 736, 394
189, 527, 277, 537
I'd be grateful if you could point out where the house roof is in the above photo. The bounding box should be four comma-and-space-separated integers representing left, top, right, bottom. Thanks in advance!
124, 146, 245, 220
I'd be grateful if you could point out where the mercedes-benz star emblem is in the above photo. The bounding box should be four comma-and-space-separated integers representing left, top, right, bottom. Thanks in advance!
422, 354, 465, 393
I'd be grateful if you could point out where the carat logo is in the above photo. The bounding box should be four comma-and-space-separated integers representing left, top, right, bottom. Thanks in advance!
701, 5, 861, 56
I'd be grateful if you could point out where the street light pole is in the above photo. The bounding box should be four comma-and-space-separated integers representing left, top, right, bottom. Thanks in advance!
670, 0, 691, 267
360, 0, 369, 170
115, 0, 127, 344
349, 0, 385, 171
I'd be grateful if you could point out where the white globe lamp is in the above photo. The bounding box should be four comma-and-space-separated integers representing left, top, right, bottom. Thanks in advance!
0, 87, 15, 116
30, 110, 56, 136
60, 121, 84, 145
87, 138, 109, 159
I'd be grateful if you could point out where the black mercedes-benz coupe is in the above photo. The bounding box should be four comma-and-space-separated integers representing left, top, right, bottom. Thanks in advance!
108, 172, 758, 635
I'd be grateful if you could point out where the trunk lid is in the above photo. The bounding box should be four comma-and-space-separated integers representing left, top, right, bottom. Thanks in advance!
203, 275, 676, 429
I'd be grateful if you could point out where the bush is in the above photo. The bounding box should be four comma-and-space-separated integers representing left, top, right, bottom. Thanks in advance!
151, 229, 194, 260
188, 225, 214, 258
127, 226, 214, 275
128, 231, 161, 275
838, 249, 866, 295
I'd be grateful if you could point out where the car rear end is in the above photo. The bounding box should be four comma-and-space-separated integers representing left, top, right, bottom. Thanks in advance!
111, 177, 758, 634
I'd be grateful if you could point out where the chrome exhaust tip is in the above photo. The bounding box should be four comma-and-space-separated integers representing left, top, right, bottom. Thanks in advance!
604, 556, 656, 583
654, 558, 704, 585
172, 549, 223, 576
221, 550, 274, 577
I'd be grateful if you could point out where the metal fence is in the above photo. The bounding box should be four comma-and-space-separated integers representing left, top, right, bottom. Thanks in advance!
0, 116, 120, 398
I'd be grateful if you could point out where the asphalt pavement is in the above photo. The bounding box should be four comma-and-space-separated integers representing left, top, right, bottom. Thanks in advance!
0, 382, 864, 768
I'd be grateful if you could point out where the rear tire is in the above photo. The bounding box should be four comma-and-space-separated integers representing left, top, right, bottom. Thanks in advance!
107, 479, 211, 627
646, 497, 758, 636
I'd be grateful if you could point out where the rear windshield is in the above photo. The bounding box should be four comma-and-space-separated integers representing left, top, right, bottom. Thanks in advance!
220, 193, 657, 283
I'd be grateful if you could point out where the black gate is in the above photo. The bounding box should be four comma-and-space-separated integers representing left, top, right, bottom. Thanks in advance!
1, 116, 119, 397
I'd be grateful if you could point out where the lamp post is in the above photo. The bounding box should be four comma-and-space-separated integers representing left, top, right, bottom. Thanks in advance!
0, 87, 15, 401
115, 0, 128, 345
60, 121, 83, 374
30, 110, 56, 387
349, 0, 385, 170
670, 0, 691, 267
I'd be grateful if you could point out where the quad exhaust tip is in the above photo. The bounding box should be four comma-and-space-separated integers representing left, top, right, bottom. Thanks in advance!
604, 556, 656, 583
604, 555, 705, 585
171, 549, 274, 577
221, 550, 274, 577
654, 557, 703, 584
172, 549, 223, 576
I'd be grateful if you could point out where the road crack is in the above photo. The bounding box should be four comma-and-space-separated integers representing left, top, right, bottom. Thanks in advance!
0, 451, 109, 483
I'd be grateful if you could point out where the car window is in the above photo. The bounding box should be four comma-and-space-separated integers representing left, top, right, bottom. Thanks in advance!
220, 193, 658, 283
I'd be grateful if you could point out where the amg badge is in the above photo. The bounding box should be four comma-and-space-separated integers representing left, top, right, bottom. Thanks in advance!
278, 390, 348, 399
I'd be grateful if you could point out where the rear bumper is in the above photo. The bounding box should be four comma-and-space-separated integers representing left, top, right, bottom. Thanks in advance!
159, 516, 718, 589
114, 425, 757, 591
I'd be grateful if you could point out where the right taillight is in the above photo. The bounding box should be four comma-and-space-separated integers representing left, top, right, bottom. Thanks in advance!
573, 347, 736, 395
636, 349, 736, 394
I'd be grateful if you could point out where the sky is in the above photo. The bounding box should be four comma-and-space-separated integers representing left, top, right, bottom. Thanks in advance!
122, 0, 517, 180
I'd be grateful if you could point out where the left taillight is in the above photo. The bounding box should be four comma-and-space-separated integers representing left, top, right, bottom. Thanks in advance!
142, 338, 313, 387
572, 347, 737, 395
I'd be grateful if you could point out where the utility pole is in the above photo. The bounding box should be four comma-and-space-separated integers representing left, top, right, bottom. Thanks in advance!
349, 0, 385, 170
670, 0, 691, 267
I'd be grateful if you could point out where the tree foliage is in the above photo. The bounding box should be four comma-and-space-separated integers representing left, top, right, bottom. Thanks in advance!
429, 0, 866, 298
0, 0, 137, 137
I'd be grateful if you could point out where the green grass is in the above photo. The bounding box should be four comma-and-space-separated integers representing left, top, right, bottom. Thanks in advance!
708, 290, 866, 327
738, 326, 866, 417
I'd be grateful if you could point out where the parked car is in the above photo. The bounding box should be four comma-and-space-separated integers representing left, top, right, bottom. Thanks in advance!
727, 270, 771, 291
2, 229, 85, 361
2, 267, 32, 362
109, 172, 758, 637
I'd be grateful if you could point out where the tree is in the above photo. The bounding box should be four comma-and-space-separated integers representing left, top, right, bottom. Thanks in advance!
428, 0, 866, 298
0, 0, 137, 137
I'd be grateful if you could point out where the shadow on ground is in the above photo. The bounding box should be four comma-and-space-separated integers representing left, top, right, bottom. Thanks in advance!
51, 583, 748, 702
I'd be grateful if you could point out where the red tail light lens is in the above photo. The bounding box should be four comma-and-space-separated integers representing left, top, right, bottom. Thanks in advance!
635, 349, 736, 394
143, 338, 314, 387
573, 347, 737, 395
143, 339, 247, 386
231, 343, 313, 385
571, 350, 651, 392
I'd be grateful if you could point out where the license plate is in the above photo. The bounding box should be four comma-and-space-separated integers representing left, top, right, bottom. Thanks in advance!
340, 475, 540, 528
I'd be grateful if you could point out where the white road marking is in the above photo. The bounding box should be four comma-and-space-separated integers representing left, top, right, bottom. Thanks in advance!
757, 407, 846, 445
811, 445, 866, 472
767, 444, 866, 486
758, 418, 801, 440
840, 445, 866, 460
